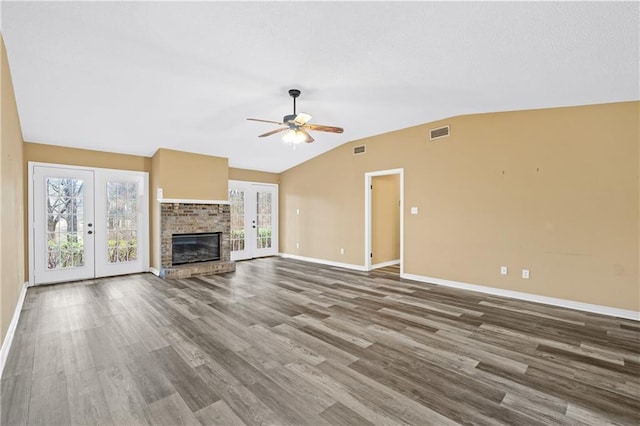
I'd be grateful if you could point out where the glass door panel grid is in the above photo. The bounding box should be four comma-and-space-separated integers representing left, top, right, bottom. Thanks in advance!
229, 189, 246, 252
256, 191, 272, 249
106, 182, 138, 263
46, 178, 85, 269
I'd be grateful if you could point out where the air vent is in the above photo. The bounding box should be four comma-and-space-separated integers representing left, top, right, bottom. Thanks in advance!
353, 145, 366, 155
429, 125, 450, 140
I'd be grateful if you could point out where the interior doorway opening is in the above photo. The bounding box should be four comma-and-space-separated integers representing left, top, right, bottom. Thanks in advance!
364, 168, 404, 274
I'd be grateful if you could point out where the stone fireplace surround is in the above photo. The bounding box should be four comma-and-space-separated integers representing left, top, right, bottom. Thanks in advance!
160, 202, 235, 279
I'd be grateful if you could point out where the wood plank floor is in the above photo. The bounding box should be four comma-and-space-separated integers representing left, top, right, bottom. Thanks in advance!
2, 257, 639, 425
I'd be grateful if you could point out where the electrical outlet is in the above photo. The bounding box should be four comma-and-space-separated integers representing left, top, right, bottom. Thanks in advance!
340, 248, 345, 254
296, 209, 300, 215
296, 242, 300, 249
522, 269, 529, 279
500, 266, 507, 275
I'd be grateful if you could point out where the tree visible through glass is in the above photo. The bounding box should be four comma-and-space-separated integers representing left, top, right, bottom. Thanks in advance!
46, 178, 85, 269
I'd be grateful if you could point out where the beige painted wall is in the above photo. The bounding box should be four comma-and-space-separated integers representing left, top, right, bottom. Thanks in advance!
0, 34, 25, 342
152, 148, 228, 200
372, 174, 400, 265
23, 142, 151, 172
149, 148, 229, 270
229, 167, 279, 184
280, 101, 639, 311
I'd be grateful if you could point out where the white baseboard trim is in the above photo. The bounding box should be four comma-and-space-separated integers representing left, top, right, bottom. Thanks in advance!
0, 281, 29, 378
401, 273, 640, 321
149, 267, 160, 277
279, 253, 367, 272
372, 260, 400, 269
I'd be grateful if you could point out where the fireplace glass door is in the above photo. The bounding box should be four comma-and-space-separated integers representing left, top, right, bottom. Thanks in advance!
228, 181, 278, 261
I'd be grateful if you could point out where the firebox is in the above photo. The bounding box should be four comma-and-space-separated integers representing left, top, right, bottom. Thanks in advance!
171, 232, 221, 265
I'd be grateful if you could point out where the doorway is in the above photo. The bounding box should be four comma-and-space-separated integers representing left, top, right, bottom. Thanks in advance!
228, 180, 278, 261
365, 168, 404, 273
29, 163, 149, 285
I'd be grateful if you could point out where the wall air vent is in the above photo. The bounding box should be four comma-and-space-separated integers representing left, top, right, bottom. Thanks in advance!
353, 145, 366, 155
429, 125, 450, 140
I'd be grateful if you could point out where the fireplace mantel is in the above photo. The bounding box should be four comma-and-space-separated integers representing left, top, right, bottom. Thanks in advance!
158, 198, 230, 205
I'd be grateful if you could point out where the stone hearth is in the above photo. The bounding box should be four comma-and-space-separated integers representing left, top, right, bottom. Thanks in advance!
160, 202, 235, 279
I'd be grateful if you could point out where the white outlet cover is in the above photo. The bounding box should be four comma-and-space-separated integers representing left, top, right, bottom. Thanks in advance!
522, 269, 530, 279
410, 207, 418, 215
500, 266, 507, 275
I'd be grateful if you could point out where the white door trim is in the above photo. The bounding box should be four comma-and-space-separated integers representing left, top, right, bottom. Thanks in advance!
364, 168, 404, 274
28, 161, 149, 285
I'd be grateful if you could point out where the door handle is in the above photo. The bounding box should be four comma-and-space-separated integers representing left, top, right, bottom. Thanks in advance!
88, 223, 93, 227
88, 230, 93, 235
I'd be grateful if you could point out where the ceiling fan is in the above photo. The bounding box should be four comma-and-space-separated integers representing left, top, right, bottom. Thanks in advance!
247, 89, 344, 144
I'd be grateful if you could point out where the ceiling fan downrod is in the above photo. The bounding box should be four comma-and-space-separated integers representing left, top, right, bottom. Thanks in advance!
289, 89, 301, 115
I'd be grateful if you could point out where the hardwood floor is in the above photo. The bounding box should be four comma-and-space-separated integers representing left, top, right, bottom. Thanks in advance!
2, 257, 639, 425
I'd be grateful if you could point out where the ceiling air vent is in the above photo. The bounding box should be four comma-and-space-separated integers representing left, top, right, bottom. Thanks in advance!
353, 145, 366, 155
429, 125, 450, 141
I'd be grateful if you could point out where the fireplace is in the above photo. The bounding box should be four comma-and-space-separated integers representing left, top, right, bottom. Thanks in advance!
160, 202, 235, 279
172, 232, 221, 265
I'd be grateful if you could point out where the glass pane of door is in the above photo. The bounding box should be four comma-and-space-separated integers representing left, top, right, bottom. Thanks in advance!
46, 177, 85, 269
256, 191, 272, 249
106, 181, 138, 263
229, 189, 246, 254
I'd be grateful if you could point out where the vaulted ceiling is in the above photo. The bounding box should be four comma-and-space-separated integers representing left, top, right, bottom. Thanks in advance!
1, 2, 638, 172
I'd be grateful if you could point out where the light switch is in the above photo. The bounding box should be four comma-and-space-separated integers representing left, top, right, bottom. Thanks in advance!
410, 207, 419, 215
157, 188, 163, 199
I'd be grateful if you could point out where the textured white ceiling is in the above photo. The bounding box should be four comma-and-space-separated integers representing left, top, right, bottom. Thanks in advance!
2, 1, 638, 173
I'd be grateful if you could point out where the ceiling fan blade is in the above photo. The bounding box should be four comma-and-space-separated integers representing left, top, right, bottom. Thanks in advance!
247, 118, 283, 125
258, 127, 288, 137
304, 124, 344, 134
299, 128, 315, 143
293, 112, 312, 125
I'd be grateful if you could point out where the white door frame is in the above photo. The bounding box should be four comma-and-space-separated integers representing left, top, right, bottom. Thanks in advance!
228, 180, 279, 261
28, 161, 149, 285
364, 168, 404, 273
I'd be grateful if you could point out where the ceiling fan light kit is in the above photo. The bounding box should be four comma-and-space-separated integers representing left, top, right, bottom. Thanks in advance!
247, 89, 344, 147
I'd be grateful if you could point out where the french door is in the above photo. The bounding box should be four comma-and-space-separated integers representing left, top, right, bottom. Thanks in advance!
228, 181, 278, 261
31, 164, 148, 285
